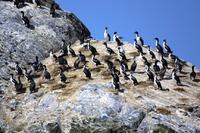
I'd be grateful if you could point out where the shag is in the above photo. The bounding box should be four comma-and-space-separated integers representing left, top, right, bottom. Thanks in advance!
20, 11, 30, 28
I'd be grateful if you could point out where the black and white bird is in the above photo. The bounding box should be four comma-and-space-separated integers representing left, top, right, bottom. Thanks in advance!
68, 43, 76, 57
147, 45, 156, 59
134, 31, 144, 46
53, 55, 69, 66
28, 56, 41, 71
92, 55, 101, 66
111, 70, 120, 83
33, 0, 42, 8
42, 65, 51, 80
50, 3, 56, 17
154, 75, 163, 90
10, 74, 23, 94
122, 71, 129, 80
20, 11, 30, 28
29, 78, 36, 93
112, 80, 120, 91
130, 57, 137, 73
145, 65, 154, 81
105, 60, 114, 70
23, 68, 33, 81
15, 62, 23, 76
175, 58, 183, 73
103, 42, 115, 56
10, 74, 17, 86
142, 55, 151, 67
14, 0, 25, 8
113, 32, 123, 46
155, 38, 164, 55
118, 47, 127, 61
134, 39, 144, 54
104, 27, 111, 42
190, 65, 196, 81
160, 55, 168, 69
83, 65, 91, 79
153, 60, 160, 74
78, 51, 86, 64
172, 69, 181, 86
163, 39, 173, 54
130, 72, 138, 85
61, 40, 68, 56
59, 67, 67, 83
116, 59, 128, 72
87, 42, 98, 56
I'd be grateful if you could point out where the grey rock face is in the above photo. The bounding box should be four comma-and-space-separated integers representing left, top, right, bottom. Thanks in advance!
0, 1, 90, 89
138, 112, 200, 133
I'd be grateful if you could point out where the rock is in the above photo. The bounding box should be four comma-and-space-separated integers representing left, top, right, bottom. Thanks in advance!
138, 112, 200, 133
0, 1, 90, 89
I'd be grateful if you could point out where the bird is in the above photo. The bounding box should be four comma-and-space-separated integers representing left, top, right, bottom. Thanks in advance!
145, 65, 154, 81
61, 40, 68, 56
87, 42, 98, 56
141, 55, 151, 67
78, 51, 86, 64
83, 65, 91, 79
155, 38, 164, 55
130, 72, 138, 85
53, 55, 69, 66
59, 67, 67, 83
111, 70, 120, 83
50, 3, 56, 17
113, 32, 123, 46
28, 56, 40, 71
147, 45, 156, 59
91, 55, 101, 66
190, 65, 196, 81
172, 69, 181, 86
117, 47, 127, 61
130, 57, 137, 73
10, 74, 17, 86
153, 60, 161, 74
42, 65, 51, 80
15, 62, 23, 77
29, 78, 36, 93
134, 31, 144, 46
160, 55, 168, 69
14, 0, 25, 8
105, 60, 114, 70
68, 43, 76, 57
163, 39, 173, 54
23, 68, 33, 81
154, 75, 163, 90
73, 58, 81, 69
116, 59, 128, 72
49, 49, 55, 62
112, 80, 120, 91
134, 39, 144, 54
122, 71, 129, 80
20, 11, 30, 28
175, 58, 183, 73
104, 27, 111, 42
33, 0, 42, 8
103, 42, 115, 56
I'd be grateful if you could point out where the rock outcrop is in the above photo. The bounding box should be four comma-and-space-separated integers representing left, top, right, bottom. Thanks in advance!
0, 1, 90, 89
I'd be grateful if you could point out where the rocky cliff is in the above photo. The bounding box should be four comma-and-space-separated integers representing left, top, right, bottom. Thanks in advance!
0, 1, 90, 89
0, 1, 200, 133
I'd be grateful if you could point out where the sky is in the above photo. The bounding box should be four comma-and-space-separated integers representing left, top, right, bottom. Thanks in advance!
57, 0, 200, 67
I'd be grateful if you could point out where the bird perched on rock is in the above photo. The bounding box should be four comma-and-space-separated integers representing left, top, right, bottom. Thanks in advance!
104, 27, 111, 42
91, 55, 101, 66
20, 11, 30, 28
130, 72, 138, 85
59, 67, 67, 83
134, 31, 144, 46
163, 39, 173, 54
172, 69, 182, 86
154, 75, 163, 90
50, 3, 56, 17
103, 42, 115, 56
155, 38, 164, 55
83, 65, 91, 79
190, 65, 196, 81
42, 65, 51, 80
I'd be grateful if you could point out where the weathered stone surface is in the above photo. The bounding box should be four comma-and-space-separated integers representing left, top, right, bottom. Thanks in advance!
138, 112, 200, 133
0, 1, 90, 89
